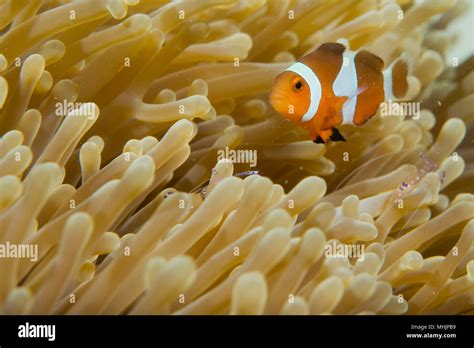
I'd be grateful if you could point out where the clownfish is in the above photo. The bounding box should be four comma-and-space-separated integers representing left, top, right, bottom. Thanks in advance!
269, 42, 409, 143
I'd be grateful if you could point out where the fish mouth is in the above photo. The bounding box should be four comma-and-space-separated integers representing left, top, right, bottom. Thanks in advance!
269, 92, 287, 113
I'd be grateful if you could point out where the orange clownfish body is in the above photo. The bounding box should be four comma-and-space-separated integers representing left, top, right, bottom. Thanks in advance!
269, 42, 408, 143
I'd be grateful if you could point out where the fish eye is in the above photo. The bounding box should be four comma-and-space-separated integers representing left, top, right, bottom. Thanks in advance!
292, 79, 303, 92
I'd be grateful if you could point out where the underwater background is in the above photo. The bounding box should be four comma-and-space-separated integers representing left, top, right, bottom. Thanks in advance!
0, 0, 473, 315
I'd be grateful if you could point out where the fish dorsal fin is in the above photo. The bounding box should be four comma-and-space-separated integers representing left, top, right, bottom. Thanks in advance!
357, 49, 384, 72
315, 42, 346, 57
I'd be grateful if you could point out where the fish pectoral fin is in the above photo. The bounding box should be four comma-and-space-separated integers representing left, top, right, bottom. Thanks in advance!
327, 95, 348, 118
331, 86, 367, 121
332, 95, 348, 109
345, 85, 367, 104
329, 127, 346, 142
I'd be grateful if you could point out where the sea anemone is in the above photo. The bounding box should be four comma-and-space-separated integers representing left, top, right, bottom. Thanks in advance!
0, 0, 473, 315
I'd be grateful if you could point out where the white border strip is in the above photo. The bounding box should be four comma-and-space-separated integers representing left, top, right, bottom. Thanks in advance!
285, 62, 322, 122
333, 50, 357, 125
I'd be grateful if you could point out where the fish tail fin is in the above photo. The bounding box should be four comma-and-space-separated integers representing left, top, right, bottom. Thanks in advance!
383, 57, 409, 101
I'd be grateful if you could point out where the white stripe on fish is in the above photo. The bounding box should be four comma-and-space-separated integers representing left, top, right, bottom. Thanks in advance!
285, 62, 322, 122
333, 50, 358, 125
